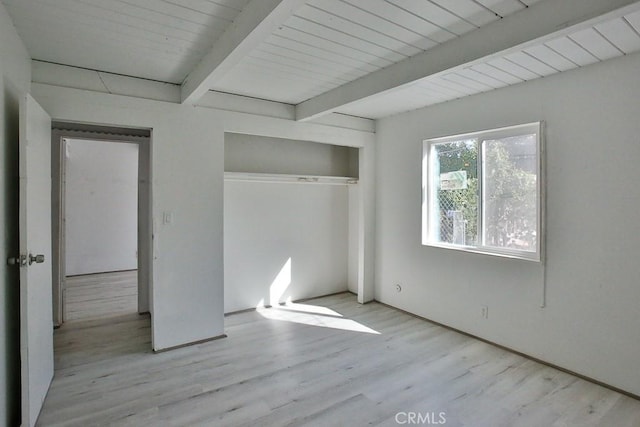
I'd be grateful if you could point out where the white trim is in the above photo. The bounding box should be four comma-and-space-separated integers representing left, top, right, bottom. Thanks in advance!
422, 122, 543, 263
31, 83, 375, 149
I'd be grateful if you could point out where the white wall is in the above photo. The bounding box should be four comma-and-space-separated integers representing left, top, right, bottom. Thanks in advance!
31, 82, 375, 351
65, 139, 139, 276
375, 52, 640, 396
0, 3, 31, 424
36, 88, 226, 352
225, 133, 357, 176
224, 181, 349, 312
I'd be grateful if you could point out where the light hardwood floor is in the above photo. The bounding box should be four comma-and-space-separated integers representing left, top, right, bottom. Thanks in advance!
64, 270, 138, 321
39, 292, 640, 426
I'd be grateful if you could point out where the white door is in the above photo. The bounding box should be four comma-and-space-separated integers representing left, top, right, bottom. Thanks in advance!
17, 94, 53, 427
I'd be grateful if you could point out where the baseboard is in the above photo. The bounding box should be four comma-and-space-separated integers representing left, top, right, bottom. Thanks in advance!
66, 269, 137, 278
374, 300, 640, 401
153, 334, 227, 353
220, 293, 640, 400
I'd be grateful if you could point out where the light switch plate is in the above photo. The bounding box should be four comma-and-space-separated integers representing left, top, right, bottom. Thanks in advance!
163, 211, 173, 225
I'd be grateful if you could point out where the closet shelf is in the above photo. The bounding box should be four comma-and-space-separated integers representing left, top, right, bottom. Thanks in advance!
224, 172, 358, 185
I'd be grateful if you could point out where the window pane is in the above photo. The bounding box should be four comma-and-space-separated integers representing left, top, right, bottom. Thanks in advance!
431, 140, 478, 246
482, 134, 537, 252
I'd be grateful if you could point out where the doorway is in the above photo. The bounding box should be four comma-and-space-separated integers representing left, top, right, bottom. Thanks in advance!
63, 138, 139, 320
51, 123, 152, 327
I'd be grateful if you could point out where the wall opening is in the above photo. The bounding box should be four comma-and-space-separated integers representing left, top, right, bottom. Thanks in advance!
51, 123, 152, 329
223, 133, 361, 314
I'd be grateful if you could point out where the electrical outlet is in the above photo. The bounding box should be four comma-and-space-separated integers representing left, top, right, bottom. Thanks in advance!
481, 305, 489, 319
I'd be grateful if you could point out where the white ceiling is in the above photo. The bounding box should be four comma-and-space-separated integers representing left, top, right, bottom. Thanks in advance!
4, 0, 640, 120
337, 10, 640, 118
211, 0, 542, 104
2, 0, 253, 83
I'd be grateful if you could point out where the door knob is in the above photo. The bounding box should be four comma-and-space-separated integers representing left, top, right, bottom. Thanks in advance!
29, 254, 45, 265
7, 255, 27, 267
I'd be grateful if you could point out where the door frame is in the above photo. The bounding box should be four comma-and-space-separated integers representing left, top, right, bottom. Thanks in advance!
51, 125, 153, 326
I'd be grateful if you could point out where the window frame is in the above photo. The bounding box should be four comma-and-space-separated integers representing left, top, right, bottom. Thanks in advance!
422, 122, 544, 262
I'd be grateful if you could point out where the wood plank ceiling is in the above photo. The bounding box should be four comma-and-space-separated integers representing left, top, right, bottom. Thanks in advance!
2, 0, 252, 83
210, 0, 544, 104
336, 8, 640, 118
4, 0, 640, 120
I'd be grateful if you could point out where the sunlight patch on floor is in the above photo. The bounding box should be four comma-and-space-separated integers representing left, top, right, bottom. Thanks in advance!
276, 300, 344, 317
258, 303, 379, 334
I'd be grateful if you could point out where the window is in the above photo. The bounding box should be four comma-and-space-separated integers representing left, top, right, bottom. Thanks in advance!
422, 122, 543, 261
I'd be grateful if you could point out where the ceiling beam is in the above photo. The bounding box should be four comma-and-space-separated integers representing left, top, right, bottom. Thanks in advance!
181, 0, 307, 105
295, 0, 640, 121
